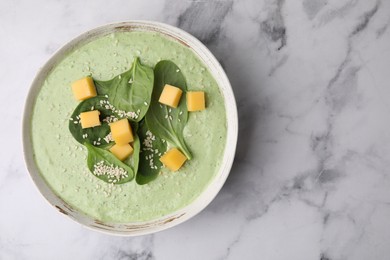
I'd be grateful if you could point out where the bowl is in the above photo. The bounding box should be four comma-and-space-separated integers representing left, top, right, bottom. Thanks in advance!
22, 21, 238, 236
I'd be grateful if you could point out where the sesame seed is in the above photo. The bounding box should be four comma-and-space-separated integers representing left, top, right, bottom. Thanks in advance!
93, 161, 128, 183
144, 102, 148, 106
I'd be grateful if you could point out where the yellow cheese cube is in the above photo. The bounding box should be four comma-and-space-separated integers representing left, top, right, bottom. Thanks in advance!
71, 77, 97, 101
109, 143, 133, 161
159, 148, 187, 171
187, 91, 206, 111
79, 110, 101, 129
109, 119, 134, 145
159, 84, 183, 108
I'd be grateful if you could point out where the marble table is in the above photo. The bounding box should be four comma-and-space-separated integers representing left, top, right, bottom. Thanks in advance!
1, 0, 390, 259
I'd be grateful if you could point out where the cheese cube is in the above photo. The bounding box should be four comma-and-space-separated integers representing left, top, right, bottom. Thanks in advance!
187, 91, 206, 111
109, 143, 133, 161
159, 84, 183, 108
160, 148, 187, 171
109, 119, 134, 145
79, 110, 101, 129
71, 77, 97, 101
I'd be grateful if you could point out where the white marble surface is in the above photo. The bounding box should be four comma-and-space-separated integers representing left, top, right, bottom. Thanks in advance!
1, 0, 390, 259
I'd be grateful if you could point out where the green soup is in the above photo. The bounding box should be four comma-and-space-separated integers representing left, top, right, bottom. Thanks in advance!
31, 31, 227, 222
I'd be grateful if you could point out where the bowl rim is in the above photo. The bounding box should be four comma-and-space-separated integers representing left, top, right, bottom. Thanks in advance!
22, 20, 238, 236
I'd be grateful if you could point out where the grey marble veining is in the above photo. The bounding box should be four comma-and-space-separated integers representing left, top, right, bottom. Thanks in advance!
1, 0, 390, 259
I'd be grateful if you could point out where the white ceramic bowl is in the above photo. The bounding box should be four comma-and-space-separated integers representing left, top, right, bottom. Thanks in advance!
23, 21, 238, 236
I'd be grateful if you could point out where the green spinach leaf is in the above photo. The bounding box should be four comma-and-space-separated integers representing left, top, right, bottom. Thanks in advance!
121, 122, 140, 175
94, 57, 154, 122
69, 96, 116, 148
145, 60, 192, 159
85, 142, 134, 184
136, 120, 167, 185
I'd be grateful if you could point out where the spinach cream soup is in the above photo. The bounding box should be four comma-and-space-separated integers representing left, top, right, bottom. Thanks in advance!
31, 31, 227, 222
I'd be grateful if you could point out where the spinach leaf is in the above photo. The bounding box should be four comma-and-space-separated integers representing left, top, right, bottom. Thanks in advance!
85, 142, 134, 184
94, 57, 154, 122
121, 122, 140, 175
69, 96, 116, 148
136, 120, 167, 185
132, 133, 141, 174
145, 60, 192, 159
